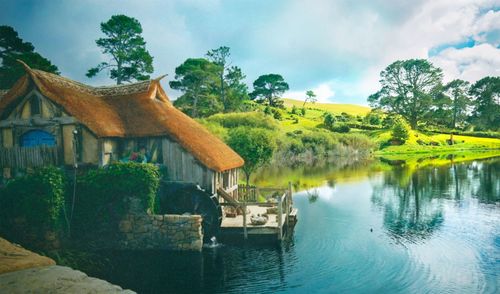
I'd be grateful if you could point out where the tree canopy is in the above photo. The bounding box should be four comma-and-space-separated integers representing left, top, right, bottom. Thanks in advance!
250, 74, 289, 107
206, 46, 249, 112
0, 25, 59, 89
303, 90, 317, 107
368, 59, 443, 129
434, 79, 471, 129
227, 127, 276, 187
86, 15, 154, 84
469, 76, 500, 131
169, 58, 222, 118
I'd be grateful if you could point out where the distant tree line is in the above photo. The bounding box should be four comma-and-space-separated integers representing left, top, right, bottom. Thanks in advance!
369, 59, 499, 131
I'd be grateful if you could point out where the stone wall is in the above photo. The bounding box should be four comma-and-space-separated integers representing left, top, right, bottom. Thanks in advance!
118, 212, 203, 251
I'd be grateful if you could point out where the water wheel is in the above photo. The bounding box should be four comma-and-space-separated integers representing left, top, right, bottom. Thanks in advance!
157, 182, 222, 241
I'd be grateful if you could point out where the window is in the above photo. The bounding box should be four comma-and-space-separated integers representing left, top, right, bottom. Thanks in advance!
30, 95, 40, 116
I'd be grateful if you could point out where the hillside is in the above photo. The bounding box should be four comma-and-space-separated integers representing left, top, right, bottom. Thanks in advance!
283, 98, 371, 116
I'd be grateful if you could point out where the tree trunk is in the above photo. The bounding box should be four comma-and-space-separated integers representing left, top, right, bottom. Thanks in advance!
117, 61, 122, 85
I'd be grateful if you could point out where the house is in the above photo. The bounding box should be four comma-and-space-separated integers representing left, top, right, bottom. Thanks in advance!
0, 61, 244, 196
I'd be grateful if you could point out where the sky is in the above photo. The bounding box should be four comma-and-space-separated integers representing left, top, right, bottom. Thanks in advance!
1, 0, 499, 105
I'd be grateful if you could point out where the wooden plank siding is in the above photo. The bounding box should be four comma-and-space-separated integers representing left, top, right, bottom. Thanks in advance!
0, 146, 59, 168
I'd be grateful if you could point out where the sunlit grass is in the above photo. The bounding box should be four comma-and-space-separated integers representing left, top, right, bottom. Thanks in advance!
283, 98, 371, 116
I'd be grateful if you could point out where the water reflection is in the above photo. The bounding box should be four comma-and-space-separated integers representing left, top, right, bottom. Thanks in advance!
371, 158, 499, 244
80, 156, 499, 294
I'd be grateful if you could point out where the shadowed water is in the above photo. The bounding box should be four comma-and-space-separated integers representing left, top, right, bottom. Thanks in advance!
86, 157, 500, 293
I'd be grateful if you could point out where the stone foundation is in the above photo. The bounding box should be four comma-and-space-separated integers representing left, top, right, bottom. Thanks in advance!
118, 213, 203, 251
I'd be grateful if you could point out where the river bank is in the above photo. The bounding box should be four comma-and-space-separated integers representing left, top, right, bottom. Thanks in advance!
0, 237, 134, 293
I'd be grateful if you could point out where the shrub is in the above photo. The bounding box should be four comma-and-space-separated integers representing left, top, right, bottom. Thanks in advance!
300, 107, 306, 116
391, 117, 410, 142
331, 123, 350, 133
272, 108, 283, 120
323, 113, 336, 129
205, 112, 279, 130
0, 167, 65, 235
73, 163, 160, 233
290, 105, 298, 115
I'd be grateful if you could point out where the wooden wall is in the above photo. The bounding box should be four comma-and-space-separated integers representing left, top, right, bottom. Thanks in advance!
161, 138, 239, 196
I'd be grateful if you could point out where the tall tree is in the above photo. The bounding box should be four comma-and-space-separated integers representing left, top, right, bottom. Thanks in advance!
250, 74, 289, 107
0, 26, 59, 89
368, 59, 443, 129
86, 15, 154, 84
169, 58, 222, 118
224, 65, 249, 111
303, 90, 317, 108
441, 79, 471, 129
469, 76, 500, 130
206, 46, 249, 112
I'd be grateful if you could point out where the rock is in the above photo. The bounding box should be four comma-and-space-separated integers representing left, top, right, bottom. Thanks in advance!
0, 265, 135, 293
119, 221, 132, 233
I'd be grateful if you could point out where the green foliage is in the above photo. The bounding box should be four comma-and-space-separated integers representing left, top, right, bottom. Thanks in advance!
272, 108, 283, 120
0, 25, 59, 89
300, 107, 306, 116
86, 15, 154, 84
74, 163, 160, 232
264, 105, 272, 115
170, 58, 223, 117
227, 127, 276, 185
364, 110, 383, 126
206, 46, 249, 112
392, 117, 411, 142
0, 167, 65, 230
368, 59, 443, 129
205, 112, 279, 130
303, 90, 317, 107
331, 123, 350, 133
291, 105, 298, 115
250, 74, 289, 107
469, 76, 500, 131
323, 113, 336, 129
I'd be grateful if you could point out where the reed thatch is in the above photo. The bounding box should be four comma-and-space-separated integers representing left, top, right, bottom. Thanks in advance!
0, 62, 244, 172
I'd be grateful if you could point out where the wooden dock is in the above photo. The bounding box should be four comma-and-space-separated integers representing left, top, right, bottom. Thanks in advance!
217, 183, 298, 243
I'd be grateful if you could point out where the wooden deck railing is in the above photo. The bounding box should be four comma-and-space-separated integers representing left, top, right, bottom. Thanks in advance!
0, 146, 60, 168
221, 182, 293, 240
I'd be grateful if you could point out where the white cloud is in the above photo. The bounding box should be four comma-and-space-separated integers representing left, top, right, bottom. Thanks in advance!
286, 82, 336, 103
430, 43, 500, 83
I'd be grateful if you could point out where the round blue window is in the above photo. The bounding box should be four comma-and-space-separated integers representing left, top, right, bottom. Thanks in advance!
20, 130, 56, 147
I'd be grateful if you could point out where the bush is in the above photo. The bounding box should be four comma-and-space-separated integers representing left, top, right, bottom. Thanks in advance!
206, 112, 278, 130
300, 107, 306, 116
323, 113, 336, 129
73, 163, 160, 233
290, 105, 298, 115
331, 124, 350, 133
0, 167, 65, 229
391, 117, 410, 142
272, 108, 283, 120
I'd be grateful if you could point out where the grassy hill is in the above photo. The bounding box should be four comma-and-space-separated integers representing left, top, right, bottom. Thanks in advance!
283, 98, 371, 116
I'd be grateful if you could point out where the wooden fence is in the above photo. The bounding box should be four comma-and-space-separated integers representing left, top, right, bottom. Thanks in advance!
0, 146, 60, 168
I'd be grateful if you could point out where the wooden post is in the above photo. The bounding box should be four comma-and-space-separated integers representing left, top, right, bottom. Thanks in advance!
277, 194, 283, 241
286, 182, 292, 228
242, 203, 248, 240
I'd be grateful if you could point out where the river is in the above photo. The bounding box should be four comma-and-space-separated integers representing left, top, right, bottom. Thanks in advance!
86, 155, 500, 293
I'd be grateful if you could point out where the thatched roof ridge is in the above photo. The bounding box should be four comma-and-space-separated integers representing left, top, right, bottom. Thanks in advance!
0, 64, 244, 172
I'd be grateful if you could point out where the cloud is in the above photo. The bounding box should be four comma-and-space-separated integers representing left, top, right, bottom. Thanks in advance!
286, 82, 336, 103
430, 43, 500, 82
0, 0, 498, 103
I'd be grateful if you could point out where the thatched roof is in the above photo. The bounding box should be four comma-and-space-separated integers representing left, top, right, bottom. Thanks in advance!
0, 62, 244, 172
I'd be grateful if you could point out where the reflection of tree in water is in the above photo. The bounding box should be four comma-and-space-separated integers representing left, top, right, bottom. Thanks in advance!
373, 169, 445, 243
372, 158, 500, 243
306, 188, 320, 203
470, 159, 500, 203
